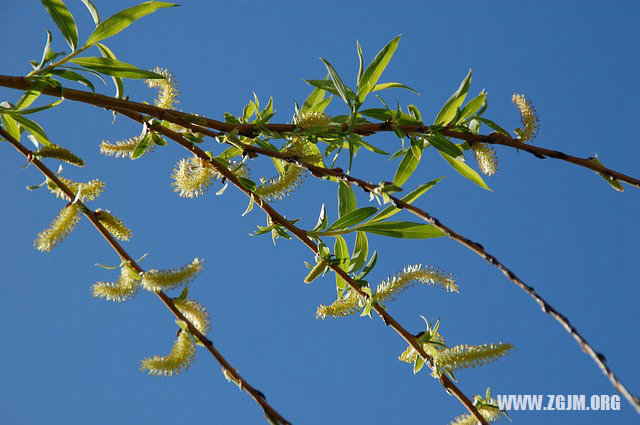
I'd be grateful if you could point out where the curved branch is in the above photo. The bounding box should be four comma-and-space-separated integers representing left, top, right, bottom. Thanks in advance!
0, 127, 292, 425
0, 75, 638, 188
113, 108, 491, 425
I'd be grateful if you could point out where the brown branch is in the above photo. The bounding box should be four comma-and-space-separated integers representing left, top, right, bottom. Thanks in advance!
112, 108, 489, 425
0, 75, 638, 188
0, 127, 292, 425
195, 137, 640, 415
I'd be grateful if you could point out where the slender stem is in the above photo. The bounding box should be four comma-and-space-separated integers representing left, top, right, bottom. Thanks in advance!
0, 127, 292, 425
199, 136, 640, 415
0, 75, 638, 188
113, 108, 489, 425
27, 46, 89, 77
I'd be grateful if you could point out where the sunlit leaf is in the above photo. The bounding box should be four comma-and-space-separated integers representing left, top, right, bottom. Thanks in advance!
40, 0, 78, 51
434, 69, 472, 125
71, 57, 164, 79
439, 151, 491, 190
355, 221, 444, 239
357, 35, 401, 105
327, 207, 378, 231
338, 181, 356, 217
370, 178, 443, 222
85, 1, 177, 47
393, 140, 422, 186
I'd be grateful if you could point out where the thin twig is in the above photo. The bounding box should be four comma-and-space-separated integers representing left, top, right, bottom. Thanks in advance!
0, 127, 292, 425
0, 75, 638, 188
113, 108, 490, 425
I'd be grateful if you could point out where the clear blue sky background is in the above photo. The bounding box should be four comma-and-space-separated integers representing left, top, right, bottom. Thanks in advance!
1, 1, 638, 424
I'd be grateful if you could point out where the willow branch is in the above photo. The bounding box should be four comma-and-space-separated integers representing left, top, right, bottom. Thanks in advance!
0, 127, 292, 425
112, 108, 489, 425
0, 75, 638, 188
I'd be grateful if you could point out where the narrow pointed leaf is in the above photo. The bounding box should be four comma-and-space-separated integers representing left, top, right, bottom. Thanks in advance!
434, 69, 472, 125
351, 231, 368, 272
320, 59, 352, 105
458, 92, 487, 122
1, 114, 21, 141
80, 0, 100, 25
370, 178, 443, 222
355, 221, 444, 239
338, 181, 356, 217
71, 57, 164, 79
356, 40, 364, 87
50, 69, 96, 92
439, 151, 491, 190
426, 132, 463, 158
301, 84, 325, 113
16, 80, 48, 110
85, 2, 177, 47
334, 236, 350, 295
40, 0, 78, 51
95, 43, 124, 98
327, 207, 378, 231
8, 113, 52, 146
371, 82, 418, 94
357, 35, 401, 104
393, 141, 422, 186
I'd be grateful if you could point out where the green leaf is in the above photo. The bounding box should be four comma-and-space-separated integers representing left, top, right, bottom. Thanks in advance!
8, 113, 52, 146
312, 204, 328, 232
327, 207, 378, 232
475, 117, 511, 136
50, 69, 96, 92
131, 132, 151, 159
351, 231, 368, 272
371, 82, 418, 94
356, 250, 377, 280
439, 151, 491, 190
15, 99, 64, 115
357, 35, 401, 105
360, 108, 393, 121
319, 59, 352, 105
305, 79, 356, 101
434, 69, 472, 125
80, 0, 100, 25
149, 131, 166, 146
425, 132, 463, 158
40, 0, 78, 51
338, 181, 356, 218
71, 57, 164, 79
356, 40, 364, 87
413, 355, 425, 374
16, 80, 48, 110
393, 140, 422, 186
355, 221, 444, 239
302, 84, 325, 113
458, 91, 487, 122
95, 43, 124, 98
334, 236, 350, 296
85, 2, 177, 47
1, 113, 21, 141
36, 30, 53, 71
370, 178, 443, 222
238, 177, 257, 192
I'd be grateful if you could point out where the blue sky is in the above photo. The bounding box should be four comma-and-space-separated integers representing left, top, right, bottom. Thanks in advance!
0, 1, 638, 424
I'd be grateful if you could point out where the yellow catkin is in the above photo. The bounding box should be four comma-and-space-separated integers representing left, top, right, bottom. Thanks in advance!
450, 402, 504, 425
34, 203, 81, 252
95, 209, 132, 241
141, 258, 204, 292
35, 144, 85, 167
48, 177, 105, 201
171, 156, 219, 198
304, 259, 328, 284
316, 291, 362, 319
91, 268, 139, 302
472, 142, 498, 176
512, 93, 539, 142
100, 137, 152, 159
174, 299, 210, 335
297, 111, 331, 130
146, 68, 180, 110
140, 331, 196, 376
435, 343, 513, 372
374, 264, 458, 306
